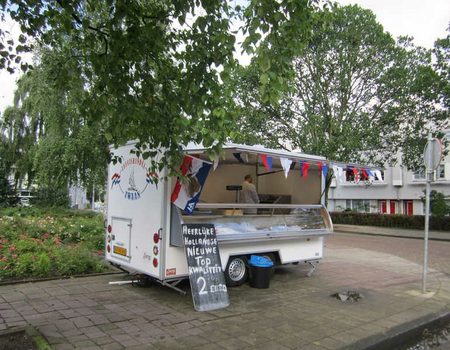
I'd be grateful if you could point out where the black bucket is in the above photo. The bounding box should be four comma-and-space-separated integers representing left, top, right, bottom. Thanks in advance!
249, 264, 273, 289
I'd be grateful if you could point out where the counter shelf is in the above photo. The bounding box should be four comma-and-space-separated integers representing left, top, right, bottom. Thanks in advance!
170, 203, 333, 246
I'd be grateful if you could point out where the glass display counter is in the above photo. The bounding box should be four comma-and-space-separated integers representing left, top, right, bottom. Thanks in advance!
170, 203, 333, 246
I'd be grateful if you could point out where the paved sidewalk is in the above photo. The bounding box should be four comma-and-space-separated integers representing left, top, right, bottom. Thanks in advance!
334, 224, 450, 241
1, 239, 450, 349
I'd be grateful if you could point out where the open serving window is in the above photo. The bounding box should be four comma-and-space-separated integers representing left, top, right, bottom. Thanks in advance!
170, 144, 335, 246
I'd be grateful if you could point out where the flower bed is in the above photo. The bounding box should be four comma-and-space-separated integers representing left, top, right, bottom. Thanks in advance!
0, 208, 107, 281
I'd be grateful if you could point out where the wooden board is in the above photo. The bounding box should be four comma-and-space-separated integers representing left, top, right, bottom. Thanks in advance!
182, 224, 230, 312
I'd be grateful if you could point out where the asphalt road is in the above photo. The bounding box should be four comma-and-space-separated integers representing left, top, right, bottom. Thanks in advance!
328, 232, 450, 276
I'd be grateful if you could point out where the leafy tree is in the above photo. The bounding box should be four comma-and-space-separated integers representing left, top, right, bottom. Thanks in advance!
421, 190, 450, 217
231, 5, 448, 201
0, 169, 18, 207
31, 186, 70, 208
1, 0, 327, 177
434, 28, 450, 110
0, 48, 109, 190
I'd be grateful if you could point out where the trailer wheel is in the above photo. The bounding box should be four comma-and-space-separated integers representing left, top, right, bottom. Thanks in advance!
225, 256, 248, 287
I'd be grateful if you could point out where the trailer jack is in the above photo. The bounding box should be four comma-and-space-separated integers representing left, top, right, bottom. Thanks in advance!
158, 279, 187, 296
306, 260, 320, 277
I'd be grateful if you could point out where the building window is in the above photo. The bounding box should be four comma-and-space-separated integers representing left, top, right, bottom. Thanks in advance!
414, 164, 445, 181
437, 164, 445, 180
346, 199, 371, 212
413, 166, 426, 180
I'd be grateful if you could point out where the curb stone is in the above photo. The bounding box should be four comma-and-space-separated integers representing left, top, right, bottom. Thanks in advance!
341, 308, 450, 350
335, 229, 450, 242
26, 326, 53, 350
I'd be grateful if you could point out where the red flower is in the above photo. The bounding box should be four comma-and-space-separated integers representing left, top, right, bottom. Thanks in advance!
11, 254, 17, 258
9, 245, 16, 252
31, 255, 37, 260
4, 266, 9, 270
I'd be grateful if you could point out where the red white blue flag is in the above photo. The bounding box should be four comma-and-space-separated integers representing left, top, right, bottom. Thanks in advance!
171, 156, 212, 215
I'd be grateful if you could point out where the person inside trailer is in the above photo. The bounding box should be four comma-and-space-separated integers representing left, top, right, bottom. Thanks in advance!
241, 174, 260, 214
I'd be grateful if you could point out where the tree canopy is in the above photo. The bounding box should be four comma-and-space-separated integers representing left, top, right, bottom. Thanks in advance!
0, 0, 327, 182
231, 5, 448, 173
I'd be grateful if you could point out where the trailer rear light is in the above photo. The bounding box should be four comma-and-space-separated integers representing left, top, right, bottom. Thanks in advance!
107, 245, 111, 253
153, 246, 159, 255
107, 225, 112, 233
153, 233, 159, 244
153, 258, 158, 268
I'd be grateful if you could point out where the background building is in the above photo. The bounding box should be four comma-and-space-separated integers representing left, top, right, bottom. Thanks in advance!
328, 134, 450, 215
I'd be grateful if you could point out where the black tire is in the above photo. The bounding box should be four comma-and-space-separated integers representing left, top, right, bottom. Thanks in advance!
225, 256, 248, 287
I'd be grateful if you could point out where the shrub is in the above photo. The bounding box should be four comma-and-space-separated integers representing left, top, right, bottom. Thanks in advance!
330, 212, 450, 231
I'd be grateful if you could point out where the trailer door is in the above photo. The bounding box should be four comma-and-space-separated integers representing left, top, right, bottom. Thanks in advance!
111, 217, 132, 262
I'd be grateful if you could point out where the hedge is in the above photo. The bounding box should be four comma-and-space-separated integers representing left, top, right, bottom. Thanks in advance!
330, 212, 450, 231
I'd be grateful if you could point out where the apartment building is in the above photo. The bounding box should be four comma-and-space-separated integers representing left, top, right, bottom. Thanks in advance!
328, 136, 450, 215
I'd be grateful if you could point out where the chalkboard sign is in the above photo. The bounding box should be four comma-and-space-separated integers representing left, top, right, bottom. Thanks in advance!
182, 224, 230, 312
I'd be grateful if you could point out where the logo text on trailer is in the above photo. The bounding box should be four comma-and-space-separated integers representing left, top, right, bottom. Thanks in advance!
111, 157, 158, 200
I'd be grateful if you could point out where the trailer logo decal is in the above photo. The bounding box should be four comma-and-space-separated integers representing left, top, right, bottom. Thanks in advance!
111, 157, 159, 200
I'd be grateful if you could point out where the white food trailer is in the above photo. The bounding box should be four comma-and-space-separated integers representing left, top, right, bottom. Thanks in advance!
105, 142, 334, 294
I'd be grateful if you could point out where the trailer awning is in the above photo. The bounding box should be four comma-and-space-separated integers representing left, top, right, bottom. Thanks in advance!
183, 142, 383, 173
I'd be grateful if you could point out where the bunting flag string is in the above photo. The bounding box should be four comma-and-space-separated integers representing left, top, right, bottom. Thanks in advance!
365, 169, 374, 179
317, 162, 328, 178
332, 165, 344, 182
300, 161, 310, 179
280, 158, 292, 178
233, 153, 244, 163
225, 151, 377, 183
361, 169, 370, 180
260, 154, 273, 171
374, 170, 383, 181
213, 155, 219, 171
349, 167, 359, 181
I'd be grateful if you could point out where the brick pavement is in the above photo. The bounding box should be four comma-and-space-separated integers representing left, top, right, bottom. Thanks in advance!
1, 234, 450, 349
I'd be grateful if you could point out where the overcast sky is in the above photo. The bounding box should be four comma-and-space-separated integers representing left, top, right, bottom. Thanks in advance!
1, 1, 450, 114
337, 0, 450, 48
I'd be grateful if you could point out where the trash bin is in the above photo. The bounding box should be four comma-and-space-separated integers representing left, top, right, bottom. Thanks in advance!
248, 255, 274, 289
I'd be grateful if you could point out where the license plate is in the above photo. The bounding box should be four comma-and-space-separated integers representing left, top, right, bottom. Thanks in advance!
113, 246, 127, 256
